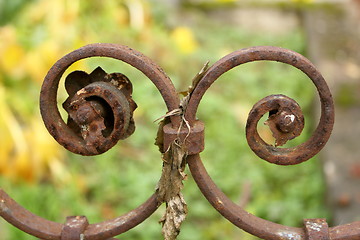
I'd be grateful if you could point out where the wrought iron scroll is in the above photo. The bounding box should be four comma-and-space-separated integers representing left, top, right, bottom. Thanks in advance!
1, 43, 358, 240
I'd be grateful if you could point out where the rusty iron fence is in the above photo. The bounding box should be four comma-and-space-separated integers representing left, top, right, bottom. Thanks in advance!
0, 43, 357, 240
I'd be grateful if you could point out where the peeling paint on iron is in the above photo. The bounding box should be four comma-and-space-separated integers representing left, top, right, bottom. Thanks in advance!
285, 114, 295, 122
80, 125, 89, 132
307, 222, 322, 232
277, 231, 302, 240
0, 200, 10, 214
77, 89, 87, 95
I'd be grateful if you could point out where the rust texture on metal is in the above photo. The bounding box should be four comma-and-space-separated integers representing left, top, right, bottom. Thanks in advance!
0, 188, 159, 240
62, 66, 137, 155
259, 94, 304, 147
1, 44, 359, 239
64, 81, 133, 155
304, 218, 329, 240
61, 216, 89, 240
162, 120, 205, 155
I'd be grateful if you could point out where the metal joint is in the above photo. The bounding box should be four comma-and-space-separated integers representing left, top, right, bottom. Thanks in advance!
61, 216, 89, 240
163, 120, 205, 155
304, 218, 329, 240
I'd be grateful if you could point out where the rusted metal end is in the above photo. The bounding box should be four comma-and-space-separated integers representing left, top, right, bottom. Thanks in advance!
248, 94, 304, 147
304, 218, 329, 240
61, 216, 89, 240
60, 67, 137, 155
163, 120, 204, 155
63, 81, 133, 155
246, 94, 309, 164
262, 95, 304, 146
63, 67, 137, 139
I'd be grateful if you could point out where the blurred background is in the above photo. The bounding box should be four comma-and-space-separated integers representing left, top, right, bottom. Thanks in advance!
0, 0, 359, 239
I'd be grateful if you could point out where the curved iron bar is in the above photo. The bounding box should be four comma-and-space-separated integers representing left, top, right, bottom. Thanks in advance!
187, 155, 360, 240
187, 155, 306, 240
0, 189, 159, 240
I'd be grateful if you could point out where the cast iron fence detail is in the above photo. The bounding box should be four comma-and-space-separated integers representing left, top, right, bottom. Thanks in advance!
0, 43, 355, 240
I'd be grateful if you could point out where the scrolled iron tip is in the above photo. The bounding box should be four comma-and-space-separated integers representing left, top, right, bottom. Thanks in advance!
62, 67, 136, 155
246, 94, 308, 164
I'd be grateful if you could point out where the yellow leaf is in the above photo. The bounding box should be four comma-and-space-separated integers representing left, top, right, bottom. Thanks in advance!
0, 89, 14, 177
171, 27, 199, 54
216, 0, 236, 2
25, 115, 65, 181
25, 41, 62, 83
24, 51, 46, 82
12, 153, 34, 183
291, 0, 314, 3
0, 43, 25, 75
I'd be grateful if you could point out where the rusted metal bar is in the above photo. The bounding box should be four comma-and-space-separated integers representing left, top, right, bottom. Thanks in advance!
0, 189, 63, 240
0, 189, 160, 240
188, 154, 360, 240
82, 194, 160, 240
187, 155, 306, 240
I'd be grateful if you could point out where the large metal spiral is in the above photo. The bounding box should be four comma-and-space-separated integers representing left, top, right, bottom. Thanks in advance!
185, 46, 334, 165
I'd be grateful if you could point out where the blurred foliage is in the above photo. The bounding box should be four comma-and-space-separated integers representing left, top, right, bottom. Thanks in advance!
335, 83, 360, 108
0, 0, 329, 239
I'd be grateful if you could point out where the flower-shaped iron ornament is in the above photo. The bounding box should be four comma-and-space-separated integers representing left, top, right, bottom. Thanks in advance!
2, 43, 358, 240
62, 66, 137, 155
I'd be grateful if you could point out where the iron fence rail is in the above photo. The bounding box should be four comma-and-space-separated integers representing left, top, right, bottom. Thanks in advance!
0, 44, 353, 240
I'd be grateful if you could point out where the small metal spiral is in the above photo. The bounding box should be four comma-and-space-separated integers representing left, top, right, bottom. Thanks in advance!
246, 94, 305, 164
